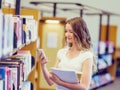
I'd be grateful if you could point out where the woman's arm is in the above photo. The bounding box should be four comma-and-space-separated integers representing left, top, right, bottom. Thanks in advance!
80, 58, 93, 89
39, 49, 60, 86
50, 58, 93, 90
38, 49, 53, 86
50, 73, 86, 90
41, 64, 54, 86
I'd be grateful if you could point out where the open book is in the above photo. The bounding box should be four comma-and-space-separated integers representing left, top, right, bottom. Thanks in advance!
50, 67, 82, 90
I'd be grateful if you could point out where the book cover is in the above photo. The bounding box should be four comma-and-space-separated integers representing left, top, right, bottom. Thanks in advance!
50, 67, 81, 90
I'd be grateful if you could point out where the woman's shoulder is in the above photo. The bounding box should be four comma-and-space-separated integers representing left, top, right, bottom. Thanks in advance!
78, 50, 94, 63
81, 50, 94, 58
57, 47, 68, 59
58, 47, 68, 53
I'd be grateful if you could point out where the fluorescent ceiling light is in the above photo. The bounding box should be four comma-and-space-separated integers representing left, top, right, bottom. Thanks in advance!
45, 20, 60, 23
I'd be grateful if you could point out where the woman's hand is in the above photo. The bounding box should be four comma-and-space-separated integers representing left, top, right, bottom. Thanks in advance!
50, 72, 82, 90
50, 72, 62, 85
37, 49, 48, 65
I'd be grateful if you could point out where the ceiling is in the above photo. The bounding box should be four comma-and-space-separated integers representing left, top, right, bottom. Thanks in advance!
3, 0, 120, 17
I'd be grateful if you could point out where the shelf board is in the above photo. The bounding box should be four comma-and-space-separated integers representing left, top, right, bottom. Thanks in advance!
90, 80, 114, 90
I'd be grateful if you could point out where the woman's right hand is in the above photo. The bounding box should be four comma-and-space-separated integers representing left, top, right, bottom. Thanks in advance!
37, 49, 48, 65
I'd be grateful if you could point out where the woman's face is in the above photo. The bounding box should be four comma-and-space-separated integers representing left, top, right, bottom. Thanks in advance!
65, 23, 75, 44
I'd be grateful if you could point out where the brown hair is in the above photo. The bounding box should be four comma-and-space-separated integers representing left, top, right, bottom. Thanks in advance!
66, 17, 97, 73
66, 17, 92, 50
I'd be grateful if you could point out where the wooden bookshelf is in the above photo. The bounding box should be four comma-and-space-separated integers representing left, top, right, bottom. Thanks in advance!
101, 25, 117, 80
2, 7, 40, 90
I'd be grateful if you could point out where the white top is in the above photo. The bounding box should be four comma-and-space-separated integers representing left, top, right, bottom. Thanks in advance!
56, 47, 94, 90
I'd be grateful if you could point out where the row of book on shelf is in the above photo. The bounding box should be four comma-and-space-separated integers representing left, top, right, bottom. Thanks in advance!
93, 41, 114, 55
90, 41, 115, 89
97, 54, 113, 70
90, 72, 113, 90
92, 40, 114, 71
0, 10, 38, 58
0, 50, 33, 90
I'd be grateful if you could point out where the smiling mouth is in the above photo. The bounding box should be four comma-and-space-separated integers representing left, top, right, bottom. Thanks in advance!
67, 37, 72, 40
68, 38, 72, 40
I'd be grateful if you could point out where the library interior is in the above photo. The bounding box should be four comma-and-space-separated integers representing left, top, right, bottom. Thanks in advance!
0, 0, 120, 90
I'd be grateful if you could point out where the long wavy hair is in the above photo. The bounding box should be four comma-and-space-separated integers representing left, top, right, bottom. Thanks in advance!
66, 17, 97, 73
66, 17, 92, 49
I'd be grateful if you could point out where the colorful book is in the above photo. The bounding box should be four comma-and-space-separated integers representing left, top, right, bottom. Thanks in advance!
17, 50, 32, 90
0, 59, 24, 90
17, 50, 32, 81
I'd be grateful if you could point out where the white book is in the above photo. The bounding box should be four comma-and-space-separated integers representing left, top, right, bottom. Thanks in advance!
50, 67, 82, 90
0, 80, 4, 90
26, 18, 37, 41
20, 81, 31, 90
0, 11, 3, 58
3, 14, 10, 56
8, 15, 14, 54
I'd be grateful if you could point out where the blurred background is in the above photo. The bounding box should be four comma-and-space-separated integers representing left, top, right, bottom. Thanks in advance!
0, 0, 120, 90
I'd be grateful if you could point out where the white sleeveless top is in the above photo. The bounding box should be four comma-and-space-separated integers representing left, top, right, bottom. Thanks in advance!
56, 47, 94, 90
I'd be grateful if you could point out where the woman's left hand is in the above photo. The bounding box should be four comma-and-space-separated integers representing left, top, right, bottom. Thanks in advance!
49, 72, 62, 85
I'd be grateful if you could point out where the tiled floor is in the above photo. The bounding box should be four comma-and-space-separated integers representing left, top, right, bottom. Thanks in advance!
97, 77, 120, 90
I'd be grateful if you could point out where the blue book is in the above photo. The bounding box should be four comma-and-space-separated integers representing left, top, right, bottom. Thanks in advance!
0, 67, 5, 90
0, 67, 6, 79
0, 67, 9, 90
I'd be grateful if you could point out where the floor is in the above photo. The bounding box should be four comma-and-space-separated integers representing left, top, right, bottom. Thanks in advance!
97, 77, 120, 90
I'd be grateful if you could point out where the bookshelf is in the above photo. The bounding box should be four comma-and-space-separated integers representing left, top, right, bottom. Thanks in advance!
101, 25, 117, 80
0, 7, 40, 90
90, 25, 118, 90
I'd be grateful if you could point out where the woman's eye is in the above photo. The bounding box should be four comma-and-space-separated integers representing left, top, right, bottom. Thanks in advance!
65, 30, 68, 32
70, 31, 73, 33
65, 30, 73, 33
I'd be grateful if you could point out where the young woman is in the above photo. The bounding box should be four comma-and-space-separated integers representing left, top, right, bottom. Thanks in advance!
38, 17, 97, 90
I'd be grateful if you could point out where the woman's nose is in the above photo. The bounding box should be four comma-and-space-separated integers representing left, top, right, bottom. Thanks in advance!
66, 31, 71, 35
65, 32, 70, 37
